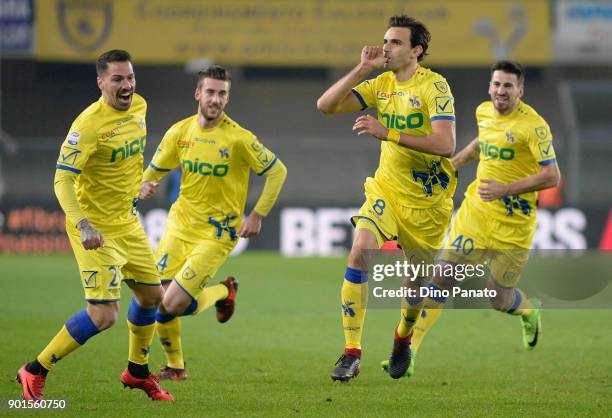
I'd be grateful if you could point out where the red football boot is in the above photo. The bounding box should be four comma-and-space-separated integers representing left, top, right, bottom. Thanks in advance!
157, 365, 188, 382
215, 276, 239, 323
16, 363, 46, 401
120, 369, 174, 401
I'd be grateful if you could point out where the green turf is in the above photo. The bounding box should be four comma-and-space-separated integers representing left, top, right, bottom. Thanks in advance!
1, 253, 611, 417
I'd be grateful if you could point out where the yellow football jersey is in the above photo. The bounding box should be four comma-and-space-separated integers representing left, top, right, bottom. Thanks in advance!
55, 94, 147, 238
144, 114, 277, 242
352, 67, 456, 208
465, 100, 557, 224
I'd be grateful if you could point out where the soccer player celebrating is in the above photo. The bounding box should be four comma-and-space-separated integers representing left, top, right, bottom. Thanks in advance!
317, 15, 457, 381
382, 60, 561, 378
139, 65, 287, 380
16, 50, 173, 400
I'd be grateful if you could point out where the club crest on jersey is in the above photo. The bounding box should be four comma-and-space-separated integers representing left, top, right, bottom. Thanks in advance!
182, 266, 196, 280
409, 96, 421, 107
67, 131, 80, 145
434, 81, 449, 93
505, 131, 515, 143
219, 146, 230, 159
412, 160, 450, 197
535, 126, 548, 140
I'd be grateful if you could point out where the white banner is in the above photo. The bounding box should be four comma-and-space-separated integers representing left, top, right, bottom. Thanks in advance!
554, 0, 612, 63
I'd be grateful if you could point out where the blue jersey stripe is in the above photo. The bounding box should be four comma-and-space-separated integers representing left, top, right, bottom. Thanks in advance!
539, 158, 556, 166
258, 156, 278, 176
149, 163, 171, 172
56, 164, 81, 174
430, 115, 456, 122
351, 89, 368, 110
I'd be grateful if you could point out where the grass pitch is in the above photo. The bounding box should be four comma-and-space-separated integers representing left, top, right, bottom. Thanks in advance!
1, 253, 611, 417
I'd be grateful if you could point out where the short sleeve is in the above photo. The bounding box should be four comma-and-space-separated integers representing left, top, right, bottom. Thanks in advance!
241, 133, 278, 176
351, 79, 376, 111
55, 118, 97, 174
528, 122, 557, 165
423, 78, 456, 123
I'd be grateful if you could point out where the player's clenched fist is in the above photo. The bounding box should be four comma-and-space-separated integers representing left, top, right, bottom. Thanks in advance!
77, 219, 105, 250
360, 45, 386, 69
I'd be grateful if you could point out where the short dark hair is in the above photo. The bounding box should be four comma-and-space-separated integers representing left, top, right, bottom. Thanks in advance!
197, 65, 232, 88
388, 15, 431, 62
96, 49, 132, 76
491, 60, 525, 85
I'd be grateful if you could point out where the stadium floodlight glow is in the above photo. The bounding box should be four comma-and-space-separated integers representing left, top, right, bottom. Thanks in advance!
184, 58, 214, 74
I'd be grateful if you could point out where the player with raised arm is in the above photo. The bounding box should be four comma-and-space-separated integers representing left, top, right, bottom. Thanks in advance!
16, 50, 172, 401
382, 60, 560, 378
139, 65, 287, 380
317, 15, 457, 381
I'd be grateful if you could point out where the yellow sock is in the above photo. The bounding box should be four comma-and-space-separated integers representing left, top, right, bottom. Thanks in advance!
507, 288, 533, 317
397, 303, 422, 338
342, 268, 368, 350
37, 310, 100, 370
37, 326, 81, 370
156, 317, 184, 369
407, 283, 448, 344
412, 305, 444, 352
127, 299, 157, 365
195, 283, 229, 315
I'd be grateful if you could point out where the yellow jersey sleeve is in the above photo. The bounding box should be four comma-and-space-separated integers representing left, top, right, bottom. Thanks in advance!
253, 159, 287, 216
54, 116, 98, 227
351, 78, 377, 110
422, 77, 455, 123
240, 134, 278, 175
55, 118, 98, 174
143, 126, 181, 182
528, 121, 557, 166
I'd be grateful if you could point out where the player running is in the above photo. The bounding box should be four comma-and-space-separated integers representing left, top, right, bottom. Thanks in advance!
139, 65, 287, 380
16, 50, 173, 400
382, 60, 561, 378
317, 15, 457, 381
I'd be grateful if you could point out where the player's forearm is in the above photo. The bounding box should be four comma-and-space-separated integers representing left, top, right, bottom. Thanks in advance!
392, 130, 455, 158
505, 168, 561, 196
451, 138, 480, 169
54, 170, 87, 227
317, 64, 370, 114
253, 160, 287, 216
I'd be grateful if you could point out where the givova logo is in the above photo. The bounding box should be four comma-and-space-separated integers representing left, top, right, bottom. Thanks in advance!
182, 159, 229, 177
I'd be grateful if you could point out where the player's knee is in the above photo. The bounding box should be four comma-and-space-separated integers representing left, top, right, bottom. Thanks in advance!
135, 285, 164, 308
162, 296, 189, 317
91, 308, 119, 330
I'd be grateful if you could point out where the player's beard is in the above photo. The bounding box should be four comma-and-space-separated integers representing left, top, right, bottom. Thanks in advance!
493, 95, 514, 113
115, 89, 133, 110
202, 104, 223, 121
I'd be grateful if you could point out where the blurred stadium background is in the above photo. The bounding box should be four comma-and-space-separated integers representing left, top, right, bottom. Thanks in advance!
1, 0, 611, 256
1, 1, 612, 415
